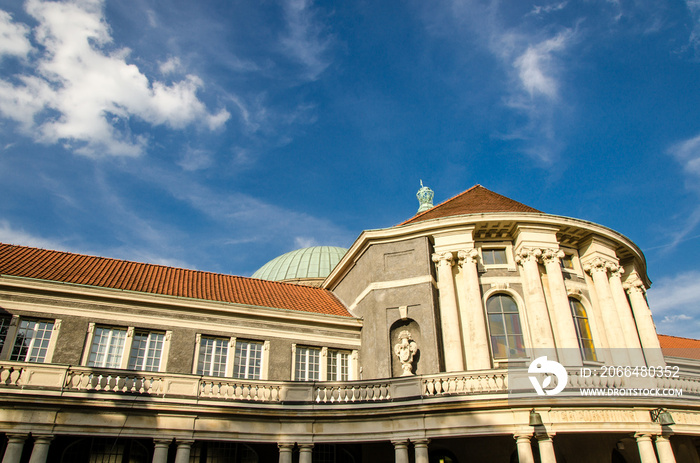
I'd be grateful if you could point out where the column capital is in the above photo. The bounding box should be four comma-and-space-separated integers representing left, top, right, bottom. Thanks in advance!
391, 439, 410, 447
540, 248, 564, 265
515, 247, 542, 265
457, 248, 479, 265
432, 251, 454, 266
31, 435, 54, 443
298, 443, 314, 450
582, 256, 618, 274
634, 433, 654, 442
514, 433, 533, 442
277, 443, 294, 451
154, 439, 172, 447
623, 273, 646, 294
5, 434, 28, 442
654, 434, 673, 442
412, 438, 431, 446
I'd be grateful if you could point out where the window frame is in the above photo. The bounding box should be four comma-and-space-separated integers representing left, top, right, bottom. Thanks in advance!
559, 248, 582, 275
476, 242, 516, 271
569, 297, 597, 362
291, 345, 358, 381
193, 334, 270, 380
81, 323, 171, 372
485, 293, 527, 360
0, 315, 61, 363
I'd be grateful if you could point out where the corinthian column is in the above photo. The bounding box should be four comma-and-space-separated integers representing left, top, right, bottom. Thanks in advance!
515, 248, 555, 352
624, 273, 665, 366
541, 249, 582, 366
457, 248, 490, 370
608, 266, 645, 366
432, 251, 464, 372
583, 258, 629, 365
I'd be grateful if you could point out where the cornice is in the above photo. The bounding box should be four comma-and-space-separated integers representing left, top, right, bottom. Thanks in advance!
324, 212, 649, 289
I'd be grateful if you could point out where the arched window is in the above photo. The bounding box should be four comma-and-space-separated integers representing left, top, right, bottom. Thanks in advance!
570, 298, 596, 361
486, 294, 526, 359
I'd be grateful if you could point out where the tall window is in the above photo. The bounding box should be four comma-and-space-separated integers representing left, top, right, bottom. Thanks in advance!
128, 331, 164, 371
233, 340, 263, 380
570, 298, 596, 361
0, 315, 11, 353
88, 327, 127, 368
295, 346, 320, 381
327, 350, 349, 381
197, 336, 229, 377
486, 294, 526, 359
10, 318, 55, 362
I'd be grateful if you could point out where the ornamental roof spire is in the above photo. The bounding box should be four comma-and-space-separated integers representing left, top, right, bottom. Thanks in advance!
416, 180, 434, 213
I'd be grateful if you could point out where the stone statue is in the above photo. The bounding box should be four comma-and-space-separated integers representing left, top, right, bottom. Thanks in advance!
394, 330, 418, 376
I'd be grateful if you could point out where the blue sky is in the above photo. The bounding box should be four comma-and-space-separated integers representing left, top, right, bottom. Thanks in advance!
0, 0, 699, 337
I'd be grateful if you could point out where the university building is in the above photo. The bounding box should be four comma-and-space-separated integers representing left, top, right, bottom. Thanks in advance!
0, 184, 698, 463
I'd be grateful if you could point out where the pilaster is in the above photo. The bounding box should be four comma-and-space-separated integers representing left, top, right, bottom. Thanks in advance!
457, 248, 490, 370
432, 251, 464, 371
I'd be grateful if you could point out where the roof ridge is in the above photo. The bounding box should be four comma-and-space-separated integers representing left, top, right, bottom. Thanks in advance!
397, 184, 481, 226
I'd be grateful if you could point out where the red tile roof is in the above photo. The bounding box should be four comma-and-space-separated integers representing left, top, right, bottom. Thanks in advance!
400, 184, 541, 226
658, 334, 700, 360
0, 243, 352, 318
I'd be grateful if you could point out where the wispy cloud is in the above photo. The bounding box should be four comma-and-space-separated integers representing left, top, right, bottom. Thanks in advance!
0, 220, 64, 249
666, 133, 700, 247
512, 31, 571, 99
0, 0, 229, 157
280, 0, 333, 81
647, 270, 700, 338
0, 10, 31, 58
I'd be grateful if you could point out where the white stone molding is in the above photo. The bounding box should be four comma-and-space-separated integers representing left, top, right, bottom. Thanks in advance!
399, 305, 408, 320
431, 251, 464, 372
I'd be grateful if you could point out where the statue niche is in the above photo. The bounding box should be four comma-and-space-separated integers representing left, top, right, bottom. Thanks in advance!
390, 318, 421, 377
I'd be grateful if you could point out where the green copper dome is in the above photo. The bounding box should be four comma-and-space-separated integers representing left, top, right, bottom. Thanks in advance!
252, 246, 347, 283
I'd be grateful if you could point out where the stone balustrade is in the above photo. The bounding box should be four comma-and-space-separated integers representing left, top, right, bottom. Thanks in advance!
1, 361, 697, 406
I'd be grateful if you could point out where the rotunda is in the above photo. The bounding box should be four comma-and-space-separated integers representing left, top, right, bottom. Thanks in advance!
252, 246, 347, 286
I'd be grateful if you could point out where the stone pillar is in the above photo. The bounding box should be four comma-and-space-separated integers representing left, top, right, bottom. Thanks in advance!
541, 249, 582, 366
173, 440, 193, 463
392, 440, 409, 463
515, 248, 556, 351
152, 439, 171, 463
298, 444, 313, 463
28, 435, 53, 463
635, 434, 659, 463
432, 252, 464, 371
583, 258, 629, 365
2, 435, 27, 463
457, 248, 490, 370
624, 274, 666, 366
514, 434, 535, 463
278, 443, 294, 463
654, 435, 676, 463
608, 267, 646, 366
536, 434, 557, 463
413, 439, 430, 463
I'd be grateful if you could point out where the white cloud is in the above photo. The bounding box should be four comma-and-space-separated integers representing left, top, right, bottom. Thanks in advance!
0, 0, 229, 157
0, 10, 31, 58
513, 32, 570, 99
647, 270, 700, 338
529, 2, 568, 17
0, 220, 64, 249
159, 57, 182, 75
280, 0, 332, 81
666, 133, 700, 247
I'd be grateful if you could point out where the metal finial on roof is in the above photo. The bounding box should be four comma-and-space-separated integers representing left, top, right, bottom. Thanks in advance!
416, 180, 434, 213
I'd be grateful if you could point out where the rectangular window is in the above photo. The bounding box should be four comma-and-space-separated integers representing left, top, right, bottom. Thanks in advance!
10, 319, 54, 362
0, 316, 11, 353
233, 340, 263, 380
128, 331, 164, 371
482, 248, 507, 266
294, 346, 320, 381
87, 326, 127, 368
561, 254, 575, 270
327, 350, 349, 381
197, 336, 229, 377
